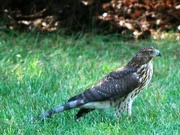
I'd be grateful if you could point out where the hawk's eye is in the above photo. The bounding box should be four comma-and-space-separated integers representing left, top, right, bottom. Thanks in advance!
148, 50, 153, 54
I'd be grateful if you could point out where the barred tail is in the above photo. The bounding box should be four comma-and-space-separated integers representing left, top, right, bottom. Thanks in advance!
38, 99, 85, 119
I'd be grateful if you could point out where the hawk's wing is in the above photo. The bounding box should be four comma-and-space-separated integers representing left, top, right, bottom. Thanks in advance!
81, 65, 141, 102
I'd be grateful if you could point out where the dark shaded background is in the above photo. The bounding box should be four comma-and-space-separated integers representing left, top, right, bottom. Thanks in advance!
1, 0, 179, 39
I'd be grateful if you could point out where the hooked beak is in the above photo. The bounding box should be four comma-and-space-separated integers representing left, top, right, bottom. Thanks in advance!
155, 49, 162, 57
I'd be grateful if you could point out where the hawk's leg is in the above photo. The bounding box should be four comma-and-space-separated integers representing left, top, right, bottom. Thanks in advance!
75, 108, 94, 119
115, 97, 133, 116
115, 89, 142, 117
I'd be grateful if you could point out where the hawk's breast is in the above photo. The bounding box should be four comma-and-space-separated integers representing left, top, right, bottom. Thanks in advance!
137, 61, 153, 89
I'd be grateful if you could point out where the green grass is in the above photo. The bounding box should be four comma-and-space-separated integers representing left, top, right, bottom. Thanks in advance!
0, 32, 179, 135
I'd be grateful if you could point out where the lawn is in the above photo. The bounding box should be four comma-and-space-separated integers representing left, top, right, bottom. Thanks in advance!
0, 32, 179, 135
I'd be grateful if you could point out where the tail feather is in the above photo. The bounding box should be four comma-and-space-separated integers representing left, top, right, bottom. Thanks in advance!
38, 99, 85, 119
68, 94, 84, 102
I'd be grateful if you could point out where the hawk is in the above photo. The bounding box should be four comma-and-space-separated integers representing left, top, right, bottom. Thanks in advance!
37, 46, 161, 120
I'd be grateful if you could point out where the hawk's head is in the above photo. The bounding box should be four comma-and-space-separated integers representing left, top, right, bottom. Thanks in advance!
136, 46, 161, 58
128, 46, 161, 68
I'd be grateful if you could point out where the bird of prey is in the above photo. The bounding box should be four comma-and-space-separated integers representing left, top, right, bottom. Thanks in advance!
37, 46, 161, 120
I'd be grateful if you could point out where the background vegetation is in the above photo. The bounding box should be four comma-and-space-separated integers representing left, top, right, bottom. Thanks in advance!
0, 32, 179, 134
1, 0, 180, 39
